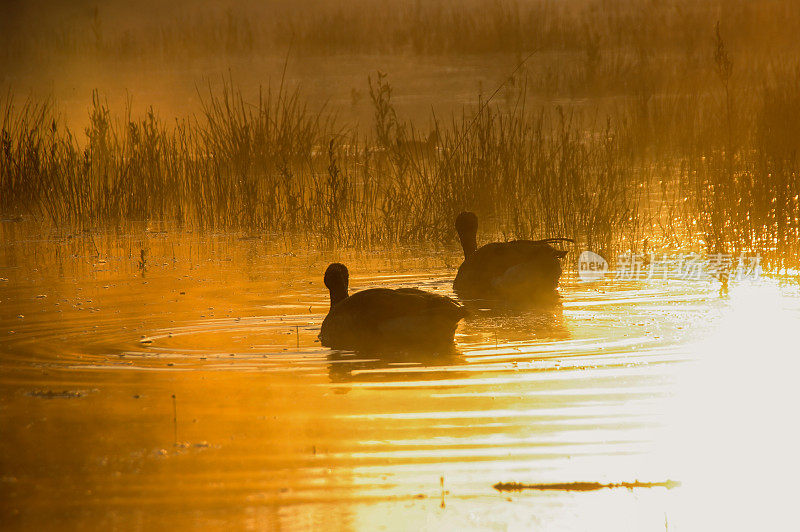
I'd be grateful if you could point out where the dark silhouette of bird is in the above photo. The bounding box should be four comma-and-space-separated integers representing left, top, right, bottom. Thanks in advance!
396, 128, 440, 155
320, 263, 467, 350
453, 211, 573, 306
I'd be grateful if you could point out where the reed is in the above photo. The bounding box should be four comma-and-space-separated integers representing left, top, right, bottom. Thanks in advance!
3, 64, 800, 268
0, 79, 635, 250
3, 2, 800, 269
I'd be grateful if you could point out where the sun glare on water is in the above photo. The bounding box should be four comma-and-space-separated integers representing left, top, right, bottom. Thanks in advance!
667, 281, 800, 530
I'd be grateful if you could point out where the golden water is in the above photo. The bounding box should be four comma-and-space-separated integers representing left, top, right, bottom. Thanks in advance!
1, 228, 799, 530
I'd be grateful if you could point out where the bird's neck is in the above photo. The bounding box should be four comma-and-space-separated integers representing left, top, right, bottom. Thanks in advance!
329, 287, 348, 308
459, 234, 477, 259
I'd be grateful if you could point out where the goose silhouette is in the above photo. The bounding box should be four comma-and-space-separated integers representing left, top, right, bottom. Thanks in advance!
396, 129, 440, 155
453, 212, 573, 306
319, 263, 467, 350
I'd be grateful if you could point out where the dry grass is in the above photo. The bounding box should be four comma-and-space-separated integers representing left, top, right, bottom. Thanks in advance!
3, 65, 798, 268
0, 77, 638, 252
2, 0, 800, 269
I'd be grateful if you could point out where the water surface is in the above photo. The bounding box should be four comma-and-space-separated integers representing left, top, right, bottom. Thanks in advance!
2, 228, 799, 530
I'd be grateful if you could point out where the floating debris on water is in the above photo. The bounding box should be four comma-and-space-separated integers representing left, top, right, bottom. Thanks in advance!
493, 480, 682, 492
27, 389, 90, 399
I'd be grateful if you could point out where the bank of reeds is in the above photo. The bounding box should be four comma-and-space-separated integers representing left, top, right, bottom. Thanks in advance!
3, 61, 800, 269
0, 76, 639, 252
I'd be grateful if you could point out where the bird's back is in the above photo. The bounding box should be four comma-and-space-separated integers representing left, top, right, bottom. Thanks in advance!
454, 240, 567, 303
320, 288, 466, 349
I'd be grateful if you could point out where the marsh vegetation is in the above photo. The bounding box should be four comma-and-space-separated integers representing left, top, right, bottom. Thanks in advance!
3, 0, 800, 271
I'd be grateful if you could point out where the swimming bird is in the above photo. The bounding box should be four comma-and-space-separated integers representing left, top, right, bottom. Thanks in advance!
396, 129, 440, 155
453, 212, 573, 306
319, 263, 467, 350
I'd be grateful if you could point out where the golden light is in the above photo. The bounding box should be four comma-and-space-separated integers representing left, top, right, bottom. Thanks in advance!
668, 281, 800, 530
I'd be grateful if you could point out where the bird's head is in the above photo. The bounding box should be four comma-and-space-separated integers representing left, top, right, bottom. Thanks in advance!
455, 211, 478, 258
324, 263, 349, 306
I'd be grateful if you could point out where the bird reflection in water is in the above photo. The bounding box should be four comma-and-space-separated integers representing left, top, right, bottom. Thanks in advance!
327, 300, 567, 384
459, 299, 569, 345
326, 344, 464, 384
